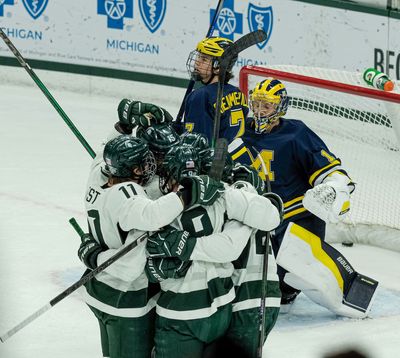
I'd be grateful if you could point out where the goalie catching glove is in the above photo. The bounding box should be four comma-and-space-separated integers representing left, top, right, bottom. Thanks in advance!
147, 226, 196, 261
303, 172, 352, 223
116, 99, 173, 133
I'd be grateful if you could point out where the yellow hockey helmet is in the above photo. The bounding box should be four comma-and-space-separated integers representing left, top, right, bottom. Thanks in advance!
249, 78, 289, 133
195, 37, 233, 58
186, 37, 237, 84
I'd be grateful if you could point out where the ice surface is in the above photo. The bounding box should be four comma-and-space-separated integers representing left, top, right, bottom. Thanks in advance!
0, 78, 399, 358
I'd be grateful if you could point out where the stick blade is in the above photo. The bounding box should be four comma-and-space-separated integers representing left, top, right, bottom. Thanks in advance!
220, 30, 267, 69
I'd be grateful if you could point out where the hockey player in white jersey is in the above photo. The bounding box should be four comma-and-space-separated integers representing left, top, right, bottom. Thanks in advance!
145, 145, 283, 358
78, 132, 225, 358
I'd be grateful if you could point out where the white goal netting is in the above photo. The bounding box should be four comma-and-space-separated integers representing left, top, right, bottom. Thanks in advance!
240, 65, 400, 251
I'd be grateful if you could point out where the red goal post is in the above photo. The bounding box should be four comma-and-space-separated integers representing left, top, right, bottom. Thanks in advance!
239, 65, 400, 251
239, 65, 400, 104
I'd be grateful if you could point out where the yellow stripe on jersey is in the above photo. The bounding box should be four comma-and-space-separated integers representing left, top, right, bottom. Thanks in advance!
290, 224, 344, 291
309, 160, 341, 186
231, 147, 247, 161
283, 195, 304, 209
283, 207, 307, 220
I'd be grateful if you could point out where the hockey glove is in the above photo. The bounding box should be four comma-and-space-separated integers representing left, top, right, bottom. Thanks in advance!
77, 233, 103, 270
147, 226, 197, 262
232, 163, 265, 194
263, 192, 284, 225
145, 257, 191, 283
179, 175, 225, 209
117, 99, 173, 132
303, 181, 350, 223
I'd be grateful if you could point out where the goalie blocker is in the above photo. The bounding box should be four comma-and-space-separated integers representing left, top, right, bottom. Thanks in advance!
276, 223, 378, 318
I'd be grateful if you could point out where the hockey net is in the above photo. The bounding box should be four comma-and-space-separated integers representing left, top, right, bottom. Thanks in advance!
239, 65, 400, 252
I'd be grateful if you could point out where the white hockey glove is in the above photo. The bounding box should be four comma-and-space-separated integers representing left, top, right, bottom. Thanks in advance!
303, 173, 351, 223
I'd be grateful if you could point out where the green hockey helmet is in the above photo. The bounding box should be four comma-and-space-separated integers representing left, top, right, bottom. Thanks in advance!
136, 123, 180, 157
180, 132, 209, 152
103, 135, 156, 185
160, 145, 201, 193
136, 123, 180, 176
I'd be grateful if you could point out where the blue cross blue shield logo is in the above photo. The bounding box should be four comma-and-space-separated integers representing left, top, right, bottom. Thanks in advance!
98, 0, 133, 30
139, 0, 166, 33
210, 0, 243, 41
247, 4, 273, 49
22, 0, 48, 19
0, 0, 14, 17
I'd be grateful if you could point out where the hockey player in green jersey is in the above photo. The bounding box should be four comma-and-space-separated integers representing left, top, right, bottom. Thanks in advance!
77, 104, 226, 358
145, 145, 283, 358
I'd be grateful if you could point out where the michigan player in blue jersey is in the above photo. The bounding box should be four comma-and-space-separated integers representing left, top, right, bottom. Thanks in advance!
183, 37, 249, 143
230, 78, 378, 318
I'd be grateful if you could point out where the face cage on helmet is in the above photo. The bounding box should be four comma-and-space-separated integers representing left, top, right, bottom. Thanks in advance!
186, 50, 215, 83
159, 164, 199, 195
139, 151, 157, 186
249, 96, 287, 134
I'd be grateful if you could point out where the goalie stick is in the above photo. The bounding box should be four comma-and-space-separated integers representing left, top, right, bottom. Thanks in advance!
212, 29, 267, 148
0, 28, 95, 159
175, 0, 225, 124
0, 218, 148, 343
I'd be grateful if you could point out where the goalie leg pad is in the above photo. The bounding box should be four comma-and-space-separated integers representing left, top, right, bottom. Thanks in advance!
276, 223, 378, 318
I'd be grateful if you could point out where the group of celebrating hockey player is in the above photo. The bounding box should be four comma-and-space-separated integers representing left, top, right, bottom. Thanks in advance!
76, 36, 378, 358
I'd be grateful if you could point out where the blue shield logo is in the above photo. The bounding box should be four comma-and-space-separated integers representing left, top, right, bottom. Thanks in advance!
22, 0, 48, 19
139, 0, 166, 33
247, 3, 273, 49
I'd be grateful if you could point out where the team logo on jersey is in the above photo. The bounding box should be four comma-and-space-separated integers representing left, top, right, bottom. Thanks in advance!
139, 0, 166, 33
210, 0, 243, 41
0, 0, 14, 17
22, 0, 48, 19
98, 0, 133, 30
248, 4, 273, 49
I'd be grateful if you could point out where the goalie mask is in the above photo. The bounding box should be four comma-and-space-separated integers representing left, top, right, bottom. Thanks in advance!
160, 145, 201, 194
136, 123, 180, 176
186, 37, 237, 84
249, 78, 289, 134
103, 135, 156, 185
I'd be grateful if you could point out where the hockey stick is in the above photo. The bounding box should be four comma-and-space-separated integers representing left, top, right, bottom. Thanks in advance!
208, 137, 228, 181
175, 0, 225, 124
0, 28, 95, 159
0, 218, 148, 343
209, 31, 267, 181
255, 150, 272, 358
212, 30, 267, 148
